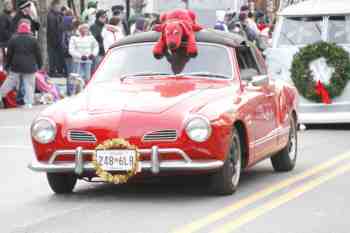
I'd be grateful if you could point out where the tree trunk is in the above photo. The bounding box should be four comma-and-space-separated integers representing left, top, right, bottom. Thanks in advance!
37, 0, 49, 70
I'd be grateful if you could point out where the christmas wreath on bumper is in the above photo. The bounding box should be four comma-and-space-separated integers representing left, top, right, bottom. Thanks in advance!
92, 139, 140, 184
291, 42, 350, 104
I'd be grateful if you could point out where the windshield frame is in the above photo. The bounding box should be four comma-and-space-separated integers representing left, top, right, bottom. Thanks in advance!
91, 42, 236, 84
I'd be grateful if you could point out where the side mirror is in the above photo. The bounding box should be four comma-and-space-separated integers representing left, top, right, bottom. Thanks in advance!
251, 75, 269, 87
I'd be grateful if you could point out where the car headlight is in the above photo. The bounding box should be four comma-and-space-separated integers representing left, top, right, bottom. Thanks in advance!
185, 116, 212, 142
31, 118, 57, 144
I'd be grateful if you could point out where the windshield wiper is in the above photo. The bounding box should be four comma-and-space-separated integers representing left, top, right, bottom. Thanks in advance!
120, 72, 172, 82
178, 72, 231, 79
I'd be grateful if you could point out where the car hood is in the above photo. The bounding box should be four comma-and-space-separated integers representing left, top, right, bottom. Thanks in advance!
85, 77, 232, 114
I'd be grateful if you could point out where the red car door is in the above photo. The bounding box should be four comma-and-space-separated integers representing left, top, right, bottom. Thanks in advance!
236, 47, 278, 161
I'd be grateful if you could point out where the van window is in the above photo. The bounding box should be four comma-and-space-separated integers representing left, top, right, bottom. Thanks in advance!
328, 16, 350, 44
278, 17, 323, 46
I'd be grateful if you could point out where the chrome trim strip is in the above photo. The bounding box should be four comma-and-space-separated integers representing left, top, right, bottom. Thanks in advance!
68, 130, 97, 143
142, 129, 178, 142
249, 126, 291, 148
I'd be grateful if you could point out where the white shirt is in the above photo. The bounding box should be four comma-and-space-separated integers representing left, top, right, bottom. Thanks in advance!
69, 34, 99, 63
102, 24, 125, 51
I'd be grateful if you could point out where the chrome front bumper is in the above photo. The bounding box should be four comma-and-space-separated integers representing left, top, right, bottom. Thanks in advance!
298, 101, 350, 124
28, 146, 224, 175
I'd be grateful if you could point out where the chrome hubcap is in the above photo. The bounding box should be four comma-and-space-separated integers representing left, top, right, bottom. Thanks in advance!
231, 136, 241, 187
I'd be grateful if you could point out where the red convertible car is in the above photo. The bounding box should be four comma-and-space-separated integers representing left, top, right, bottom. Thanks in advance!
29, 30, 298, 195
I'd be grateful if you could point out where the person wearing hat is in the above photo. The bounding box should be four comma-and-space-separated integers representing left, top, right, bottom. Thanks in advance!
1, 21, 42, 108
90, 9, 108, 69
111, 5, 129, 35
0, 0, 14, 68
11, 0, 40, 35
47, 0, 65, 77
81, 0, 98, 26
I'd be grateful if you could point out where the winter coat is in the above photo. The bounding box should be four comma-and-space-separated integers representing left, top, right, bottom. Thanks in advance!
47, 9, 63, 48
69, 34, 99, 63
90, 20, 105, 56
6, 33, 43, 74
61, 16, 74, 57
102, 24, 125, 51
0, 10, 13, 47
11, 11, 40, 35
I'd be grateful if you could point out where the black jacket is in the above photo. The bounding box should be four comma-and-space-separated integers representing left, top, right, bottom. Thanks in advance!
6, 33, 43, 74
11, 11, 40, 35
0, 10, 13, 47
90, 20, 105, 56
47, 9, 63, 48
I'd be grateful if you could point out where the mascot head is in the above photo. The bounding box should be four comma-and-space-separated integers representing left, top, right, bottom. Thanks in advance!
154, 22, 185, 52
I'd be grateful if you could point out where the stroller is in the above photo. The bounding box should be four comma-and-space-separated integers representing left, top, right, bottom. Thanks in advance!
0, 70, 17, 108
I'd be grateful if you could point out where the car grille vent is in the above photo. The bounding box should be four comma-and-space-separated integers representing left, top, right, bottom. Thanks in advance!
143, 130, 178, 142
68, 130, 97, 143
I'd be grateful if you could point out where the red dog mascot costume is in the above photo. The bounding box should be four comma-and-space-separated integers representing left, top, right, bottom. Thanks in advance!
153, 9, 203, 58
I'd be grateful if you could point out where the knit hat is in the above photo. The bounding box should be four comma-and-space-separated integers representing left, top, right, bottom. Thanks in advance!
19, 0, 31, 10
96, 9, 107, 19
112, 5, 124, 15
17, 22, 31, 33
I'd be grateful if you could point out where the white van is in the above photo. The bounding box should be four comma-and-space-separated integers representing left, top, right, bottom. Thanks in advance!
266, 0, 350, 124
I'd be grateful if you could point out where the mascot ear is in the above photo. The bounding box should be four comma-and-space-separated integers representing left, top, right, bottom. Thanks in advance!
179, 22, 191, 36
160, 13, 167, 23
153, 24, 163, 32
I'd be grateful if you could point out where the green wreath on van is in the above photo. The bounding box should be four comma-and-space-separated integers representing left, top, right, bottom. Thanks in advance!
291, 42, 350, 103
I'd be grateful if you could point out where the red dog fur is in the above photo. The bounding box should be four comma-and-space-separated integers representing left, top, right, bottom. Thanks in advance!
153, 9, 202, 57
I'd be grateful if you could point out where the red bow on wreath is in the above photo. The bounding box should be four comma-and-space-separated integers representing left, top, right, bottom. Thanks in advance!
315, 80, 331, 104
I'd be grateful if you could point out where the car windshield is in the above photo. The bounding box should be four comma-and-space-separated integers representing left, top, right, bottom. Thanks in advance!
328, 15, 350, 44
277, 17, 323, 46
153, 0, 234, 27
92, 43, 233, 83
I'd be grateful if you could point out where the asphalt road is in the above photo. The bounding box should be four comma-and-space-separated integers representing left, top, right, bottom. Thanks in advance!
1, 106, 350, 233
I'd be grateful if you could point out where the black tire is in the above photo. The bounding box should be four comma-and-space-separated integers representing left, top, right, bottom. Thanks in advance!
210, 128, 242, 195
46, 173, 77, 194
271, 116, 298, 172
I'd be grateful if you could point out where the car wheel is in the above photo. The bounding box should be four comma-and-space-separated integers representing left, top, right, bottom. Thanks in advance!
210, 128, 242, 195
46, 173, 77, 194
271, 115, 298, 172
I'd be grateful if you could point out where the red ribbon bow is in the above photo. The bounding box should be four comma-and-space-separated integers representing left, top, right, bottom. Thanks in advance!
315, 80, 331, 104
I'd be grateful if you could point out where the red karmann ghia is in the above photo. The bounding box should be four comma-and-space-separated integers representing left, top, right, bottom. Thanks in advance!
29, 27, 298, 195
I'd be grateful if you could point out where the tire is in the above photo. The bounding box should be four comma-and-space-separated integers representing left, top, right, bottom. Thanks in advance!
271, 116, 298, 172
46, 173, 77, 194
210, 128, 242, 195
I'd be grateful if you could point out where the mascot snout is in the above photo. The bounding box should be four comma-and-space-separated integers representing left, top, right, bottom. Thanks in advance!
165, 23, 183, 51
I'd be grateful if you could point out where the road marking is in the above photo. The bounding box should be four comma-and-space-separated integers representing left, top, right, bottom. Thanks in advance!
0, 145, 32, 149
212, 161, 350, 233
172, 151, 350, 233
